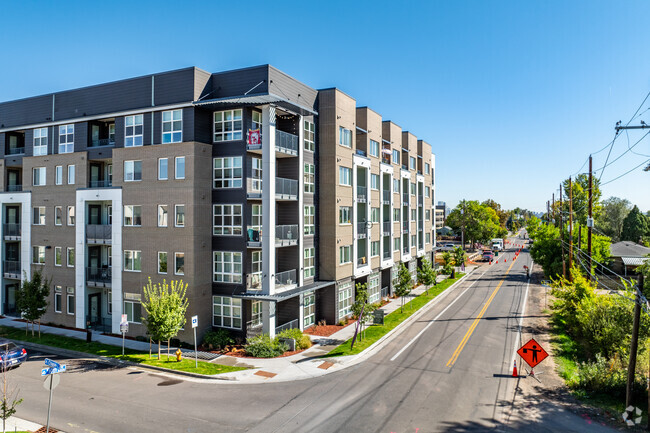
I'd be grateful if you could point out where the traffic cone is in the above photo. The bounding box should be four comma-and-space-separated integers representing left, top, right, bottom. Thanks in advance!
513, 360, 518, 377
504, 258, 507, 262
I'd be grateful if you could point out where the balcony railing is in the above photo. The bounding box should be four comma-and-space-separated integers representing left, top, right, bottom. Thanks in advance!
275, 177, 298, 200
6, 148, 24, 155
3, 223, 21, 239
357, 256, 368, 266
3, 261, 20, 279
355, 149, 367, 157
382, 156, 391, 164
275, 269, 296, 288
275, 319, 299, 334
357, 186, 367, 202
382, 190, 390, 203
86, 266, 112, 287
88, 179, 112, 188
247, 226, 262, 246
276, 225, 298, 246
5, 185, 22, 192
247, 273, 262, 291
383, 250, 392, 260
90, 138, 115, 147
357, 222, 367, 238
383, 221, 391, 235
275, 130, 298, 155
86, 224, 112, 244
247, 319, 263, 338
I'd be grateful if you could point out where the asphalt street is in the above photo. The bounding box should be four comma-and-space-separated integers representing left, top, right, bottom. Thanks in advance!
7, 239, 613, 432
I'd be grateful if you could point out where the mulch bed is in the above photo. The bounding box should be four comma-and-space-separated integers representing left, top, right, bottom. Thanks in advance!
304, 319, 355, 337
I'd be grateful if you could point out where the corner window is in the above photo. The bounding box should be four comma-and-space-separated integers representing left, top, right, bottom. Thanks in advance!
124, 160, 142, 182
212, 296, 242, 329
125, 114, 144, 147
33, 128, 48, 156
158, 158, 168, 180
175, 156, 185, 179
213, 109, 243, 142
162, 109, 182, 143
33, 167, 46, 186
58, 124, 74, 154
304, 121, 315, 151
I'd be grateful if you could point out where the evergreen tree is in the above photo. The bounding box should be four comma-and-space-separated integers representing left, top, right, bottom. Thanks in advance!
621, 206, 649, 243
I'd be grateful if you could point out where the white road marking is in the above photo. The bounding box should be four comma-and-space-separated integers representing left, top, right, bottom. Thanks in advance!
511, 261, 531, 369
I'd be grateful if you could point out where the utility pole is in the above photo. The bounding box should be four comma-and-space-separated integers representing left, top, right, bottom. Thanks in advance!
546, 201, 550, 225
588, 155, 593, 280
627, 273, 644, 409
552, 193, 555, 226
559, 185, 565, 278
568, 177, 573, 281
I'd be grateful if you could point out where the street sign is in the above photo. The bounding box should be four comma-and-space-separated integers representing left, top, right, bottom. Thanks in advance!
44, 358, 60, 369
43, 374, 60, 390
373, 310, 385, 325
191, 315, 198, 328
120, 322, 129, 333
41, 364, 66, 376
517, 338, 548, 369
41, 367, 52, 376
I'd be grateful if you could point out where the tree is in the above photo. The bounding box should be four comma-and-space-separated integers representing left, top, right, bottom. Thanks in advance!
562, 174, 603, 226
446, 200, 501, 247
351, 282, 376, 341
441, 252, 454, 275
394, 263, 413, 313
452, 247, 466, 270
15, 270, 50, 336
527, 217, 563, 278
597, 196, 632, 241
418, 258, 437, 295
142, 278, 189, 360
621, 206, 649, 243
482, 199, 508, 228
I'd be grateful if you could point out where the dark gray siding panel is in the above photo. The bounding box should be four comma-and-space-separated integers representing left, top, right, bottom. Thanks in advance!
0, 95, 52, 128
316, 284, 336, 324
194, 108, 213, 144
153, 68, 195, 106
276, 297, 299, 326
143, 112, 153, 146
210, 66, 269, 99
153, 112, 162, 145
24, 129, 34, 156
182, 107, 194, 143
269, 66, 318, 111
74, 122, 88, 152
114, 117, 125, 149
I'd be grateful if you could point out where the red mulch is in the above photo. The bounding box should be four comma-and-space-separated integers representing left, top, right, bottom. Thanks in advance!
303, 319, 355, 337
224, 348, 307, 358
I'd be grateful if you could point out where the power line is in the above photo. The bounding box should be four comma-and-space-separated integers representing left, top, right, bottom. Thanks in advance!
593, 130, 650, 173
601, 158, 650, 185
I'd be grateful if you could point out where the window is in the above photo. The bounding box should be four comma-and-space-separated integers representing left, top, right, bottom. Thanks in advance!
304, 248, 315, 279
124, 160, 142, 182
426, 232, 431, 244
371, 174, 379, 190
303, 292, 315, 328
32, 246, 45, 264
304, 205, 315, 235
175, 252, 184, 275
371, 207, 380, 223
409, 156, 416, 170
339, 206, 352, 224
212, 296, 242, 329
107, 289, 112, 314
124, 300, 142, 323
368, 274, 380, 304
369, 139, 379, 158
175, 205, 185, 227
66, 206, 75, 226
33, 167, 46, 186
394, 208, 400, 221
124, 250, 142, 272
339, 126, 352, 147
251, 299, 262, 327
339, 166, 351, 186
425, 186, 430, 198
162, 109, 183, 143
125, 114, 144, 147
411, 182, 416, 196
213, 157, 242, 188
304, 121, 315, 151
55, 166, 63, 185
304, 163, 315, 193
54, 286, 62, 313
393, 178, 399, 193
411, 209, 416, 221
158, 158, 168, 180
55, 247, 62, 266
212, 204, 242, 235
213, 109, 242, 142
33, 207, 45, 225
108, 206, 112, 224
339, 245, 352, 264
67, 287, 75, 315
67, 247, 74, 267
158, 252, 167, 273
411, 234, 416, 247
425, 162, 430, 174
393, 149, 400, 165
394, 237, 400, 251
252, 111, 262, 131
426, 210, 431, 221
67, 165, 75, 185
213, 251, 242, 283
59, 124, 74, 153
251, 251, 262, 289
251, 204, 262, 231
371, 241, 380, 257
124, 205, 142, 226
338, 282, 353, 318
33, 128, 48, 156
251, 157, 262, 192
157, 205, 168, 227
175, 156, 185, 179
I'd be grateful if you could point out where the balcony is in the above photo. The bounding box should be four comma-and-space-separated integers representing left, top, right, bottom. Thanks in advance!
3, 223, 21, 240
357, 256, 369, 267
275, 225, 298, 247
402, 223, 409, 234
275, 130, 299, 156
247, 273, 262, 291
357, 186, 367, 202
86, 224, 112, 244
246, 227, 262, 247
6, 147, 24, 156
275, 178, 298, 200
275, 319, 299, 334
88, 179, 113, 188
383, 221, 391, 236
275, 269, 296, 290
90, 138, 115, 148
3, 261, 20, 279
383, 250, 392, 260
86, 266, 112, 287
382, 190, 390, 204
5, 185, 22, 192
356, 222, 367, 239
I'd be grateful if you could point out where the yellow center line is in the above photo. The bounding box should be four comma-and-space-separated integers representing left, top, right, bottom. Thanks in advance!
446, 259, 516, 367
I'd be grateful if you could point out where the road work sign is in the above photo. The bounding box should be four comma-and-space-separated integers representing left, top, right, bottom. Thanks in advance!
517, 338, 548, 368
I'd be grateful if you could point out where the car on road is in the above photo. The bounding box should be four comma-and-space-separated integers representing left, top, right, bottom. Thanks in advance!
0, 339, 27, 369
438, 243, 457, 251
482, 250, 495, 262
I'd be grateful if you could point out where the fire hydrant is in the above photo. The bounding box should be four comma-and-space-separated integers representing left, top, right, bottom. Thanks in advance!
175, 348, 182, 362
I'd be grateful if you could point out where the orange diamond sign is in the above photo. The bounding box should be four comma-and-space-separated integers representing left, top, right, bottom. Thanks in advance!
517, 338, 548, 368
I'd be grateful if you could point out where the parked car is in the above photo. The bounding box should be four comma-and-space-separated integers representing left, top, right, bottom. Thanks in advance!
482, 251, 495, 262
0, 339, 27, 369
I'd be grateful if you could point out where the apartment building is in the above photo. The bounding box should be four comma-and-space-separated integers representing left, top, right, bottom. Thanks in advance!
0, 65, 435, 342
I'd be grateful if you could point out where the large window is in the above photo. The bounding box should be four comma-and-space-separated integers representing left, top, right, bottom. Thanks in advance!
33, 167, 46, 186
251, 157, 262, 192
67, 165, 75, 185
213, 157, 242, 188
304, 205, 315, 235
304, 121, 315, 151
371, 174, 379, 190
175, 156, 185, 179
162, 109, 182, 143
125, 114, 144, 147
338, 282, 353, 318
371, 207, 379, 223
339, 126, 352, 147
124, 160, 142, 182
339, 206, 352, 224
158, 252, 167, 274
33, 207, 45, 225
303, 292, 315, 328
175, 205, 185, 227
54, 286, 62, 313
339, 166, 351, 186
369, 139, 379, 157
67, 206, 75, 226
252, 111, 262, 131
67, 247, 75, 267
55, 166, 63, 185
213, 251, 242, 283
175, 252, 184, 275
158, 158, 168, 180
124, 205, 142, 226
124, 250, 142, 272
368, 274, 380, 304
304, 247, 315, 279
304, 163, 315, 193
339, 245, 352, 264
55, 247, 62, 266
33, 128, 48, 156
158, 205, 168, 227
59, 124, 74, 153
371, 241, 380, 257
213, 109, 242, 142
213, 204, 242, 235
32, 246, 45, 264
124, 299, 142, 323
212, 296, 242, 329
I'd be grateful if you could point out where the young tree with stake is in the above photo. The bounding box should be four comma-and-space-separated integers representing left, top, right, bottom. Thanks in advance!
15, 270, 50, 336
394, 263, 413, 313
418, 258, 437, 295
142, 278, 189, 360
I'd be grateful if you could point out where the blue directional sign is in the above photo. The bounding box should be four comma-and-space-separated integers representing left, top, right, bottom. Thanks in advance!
41, 367, 53, 376
44, 358, 61, 369
41, 364, 66, 376
50, 365, 66, 374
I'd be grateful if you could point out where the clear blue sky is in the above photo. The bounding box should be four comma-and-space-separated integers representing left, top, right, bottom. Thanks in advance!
1, 0, 649, 213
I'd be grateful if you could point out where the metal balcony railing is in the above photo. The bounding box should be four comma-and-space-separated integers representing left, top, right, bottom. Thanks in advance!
247, 226, 261, 245
275, 130, 298, 155
5, 185, 22, 192
6, 148, 24, 155
90, 138, 115, 147
3, 261, 20, 278
357, 186, 367, 202
86, 224, 112, 243
383, 250, 392, 260
357, 222, 367, 238
275, 225, 298, 246
275, 269, 296, 287
355, 149, 367, 157
275, 177, 298, 200
247, 319, 263, 337
3, 223, 21, 239
382, 190, 390, 203
275, 319, 299, 334
88, 179, 112, 188
86, 267, 112, 287
383, 221, 391, 234
357, 256, 368, 266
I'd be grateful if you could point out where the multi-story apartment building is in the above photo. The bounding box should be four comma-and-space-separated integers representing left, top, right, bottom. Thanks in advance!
435, 201, 447, 230
0, 65, 435, 342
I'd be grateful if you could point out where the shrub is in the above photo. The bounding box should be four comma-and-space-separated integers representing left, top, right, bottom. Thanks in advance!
245, 334, 288, 358
277, 328, 312, 350
202, 329, 234, 350
570, 354, 647, 401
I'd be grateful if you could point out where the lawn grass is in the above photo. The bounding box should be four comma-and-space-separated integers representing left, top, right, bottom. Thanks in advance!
0, 326, 246, 375
326, 273, 465, 357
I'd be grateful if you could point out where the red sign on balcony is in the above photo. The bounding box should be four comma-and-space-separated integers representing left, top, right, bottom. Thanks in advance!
248, 129, 261, 145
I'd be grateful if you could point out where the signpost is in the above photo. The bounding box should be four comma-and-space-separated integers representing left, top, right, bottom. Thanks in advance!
120, 314, 129, 356
516, 338, 548, 382
372, 309, 385, 325
42, 359, 66, 433
191, 315, 198, 368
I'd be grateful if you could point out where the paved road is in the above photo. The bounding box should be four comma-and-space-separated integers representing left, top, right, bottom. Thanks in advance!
8, 238, 614, 432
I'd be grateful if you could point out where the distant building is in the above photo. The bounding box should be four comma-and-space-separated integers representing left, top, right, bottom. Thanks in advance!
609, 241, 650, 276
435, 202, 446, 231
